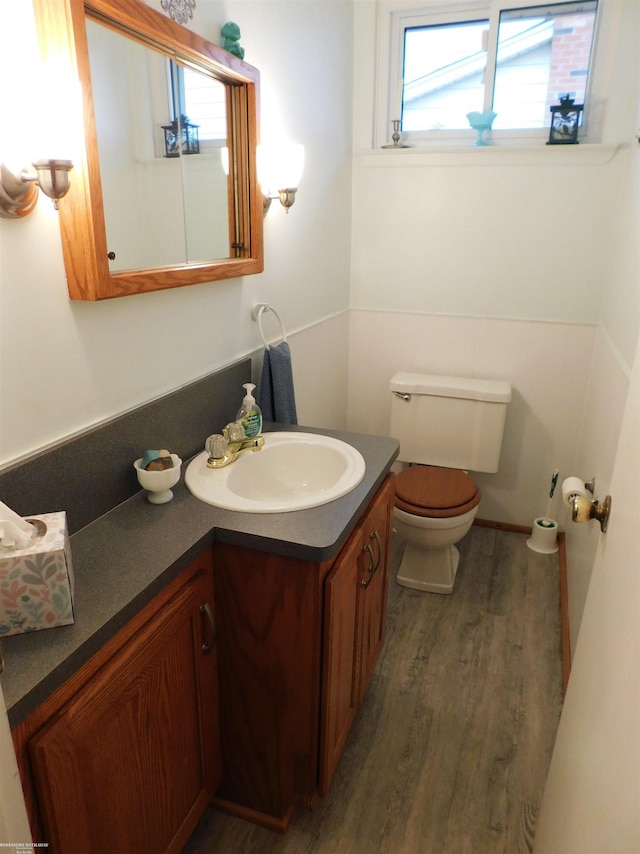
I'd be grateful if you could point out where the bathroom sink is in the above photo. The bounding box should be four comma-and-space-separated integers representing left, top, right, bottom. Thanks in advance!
185, 431, 366, 513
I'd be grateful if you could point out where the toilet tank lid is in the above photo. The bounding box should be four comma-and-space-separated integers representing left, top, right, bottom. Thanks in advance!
390, 372, 512, 403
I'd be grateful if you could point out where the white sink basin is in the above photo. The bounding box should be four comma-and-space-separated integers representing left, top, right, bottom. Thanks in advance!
185, 432, 366, 513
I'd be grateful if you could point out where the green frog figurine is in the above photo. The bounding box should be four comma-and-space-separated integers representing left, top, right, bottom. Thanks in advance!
221, 22, 245, 59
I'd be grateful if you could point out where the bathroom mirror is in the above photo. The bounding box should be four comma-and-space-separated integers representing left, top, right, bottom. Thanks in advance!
33, 0, 263, 301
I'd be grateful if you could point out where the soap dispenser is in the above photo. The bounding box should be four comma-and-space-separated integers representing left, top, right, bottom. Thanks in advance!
236, 382, 262, 438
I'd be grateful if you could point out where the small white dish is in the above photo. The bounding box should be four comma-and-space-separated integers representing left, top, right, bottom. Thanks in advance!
134, 454, 182, 504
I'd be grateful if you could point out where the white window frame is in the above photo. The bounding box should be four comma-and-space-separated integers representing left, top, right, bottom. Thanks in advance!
374, 0, 600, 149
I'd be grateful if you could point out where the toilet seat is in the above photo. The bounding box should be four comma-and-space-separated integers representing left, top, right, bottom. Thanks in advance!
394, 466, 481, 518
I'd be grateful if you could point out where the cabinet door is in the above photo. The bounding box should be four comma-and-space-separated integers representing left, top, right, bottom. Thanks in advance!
320, 476, 395, 795
319, 525, 367, 795
358, 477, 394, 699
28, 564, 219, 854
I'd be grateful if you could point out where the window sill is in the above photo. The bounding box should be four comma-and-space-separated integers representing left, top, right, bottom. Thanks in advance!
356, 144, 619, 168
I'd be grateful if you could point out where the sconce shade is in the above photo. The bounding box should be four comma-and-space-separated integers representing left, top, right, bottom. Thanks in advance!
162, 115, 200, 157
31, 159, 73, 200
547, 96, 583, 145
257, 142, 304, 213
257, 143, 304, 193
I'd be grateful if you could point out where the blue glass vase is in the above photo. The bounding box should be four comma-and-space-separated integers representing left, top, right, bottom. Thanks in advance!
466, 111, 497, 146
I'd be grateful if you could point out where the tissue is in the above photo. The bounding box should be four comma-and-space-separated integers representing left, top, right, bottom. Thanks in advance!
561, 477, 588, 507
0, 501, 36, 550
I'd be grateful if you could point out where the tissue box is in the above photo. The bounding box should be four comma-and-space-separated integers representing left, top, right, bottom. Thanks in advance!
0, 512, 74, 637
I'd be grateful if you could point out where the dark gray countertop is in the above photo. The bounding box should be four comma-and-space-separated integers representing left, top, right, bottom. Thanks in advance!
2, 426, 398, 728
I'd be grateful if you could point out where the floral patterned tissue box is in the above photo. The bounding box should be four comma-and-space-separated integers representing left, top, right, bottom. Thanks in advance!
0, 512, 74, 636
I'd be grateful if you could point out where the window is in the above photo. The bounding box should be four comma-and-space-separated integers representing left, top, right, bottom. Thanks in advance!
402, 18, 490, 130
169, 61, 227, 143
492, 2, 597, 129
382, 0, 598, 145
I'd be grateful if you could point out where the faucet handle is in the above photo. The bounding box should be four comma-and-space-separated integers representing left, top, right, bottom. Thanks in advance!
205, 433, 227, 460
224, 421, 245, 443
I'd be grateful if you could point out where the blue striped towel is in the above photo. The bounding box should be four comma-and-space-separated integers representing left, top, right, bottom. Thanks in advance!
259, 341, 298, 424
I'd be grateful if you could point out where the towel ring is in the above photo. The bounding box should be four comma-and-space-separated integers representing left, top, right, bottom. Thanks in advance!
252, 303, 287, 350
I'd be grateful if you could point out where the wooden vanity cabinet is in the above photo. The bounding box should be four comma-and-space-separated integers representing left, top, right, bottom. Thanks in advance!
13, 552, 220, 854
213, 476, 394, 830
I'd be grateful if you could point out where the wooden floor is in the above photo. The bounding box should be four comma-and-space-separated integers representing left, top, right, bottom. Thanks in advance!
184, 525, 564, 854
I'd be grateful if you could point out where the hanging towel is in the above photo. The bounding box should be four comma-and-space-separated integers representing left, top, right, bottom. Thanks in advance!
259, 341, 298, 424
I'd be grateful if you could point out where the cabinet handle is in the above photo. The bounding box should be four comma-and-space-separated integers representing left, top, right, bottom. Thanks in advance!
199, 602, 216, 655
361, 531, 383, 589
361, 543, 375, 588
371, 530, 382, 572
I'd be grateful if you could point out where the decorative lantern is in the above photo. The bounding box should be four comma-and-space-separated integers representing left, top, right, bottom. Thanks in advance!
162, 115, 200, 157
547, 96, 583, 145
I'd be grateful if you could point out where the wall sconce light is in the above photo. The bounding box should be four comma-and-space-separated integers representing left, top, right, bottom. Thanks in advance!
0, 159, 74, 218
257, 143, 304, 215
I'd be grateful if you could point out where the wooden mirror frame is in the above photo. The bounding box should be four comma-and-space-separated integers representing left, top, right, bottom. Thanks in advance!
33, 0, 264, 300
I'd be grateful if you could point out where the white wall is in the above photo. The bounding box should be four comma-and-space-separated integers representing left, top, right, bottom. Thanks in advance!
0, 0, 354, 467
350, 150, 619, 322
284, 311, 351, 430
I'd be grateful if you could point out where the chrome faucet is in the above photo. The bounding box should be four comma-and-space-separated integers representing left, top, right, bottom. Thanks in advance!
205, 422, 264, 468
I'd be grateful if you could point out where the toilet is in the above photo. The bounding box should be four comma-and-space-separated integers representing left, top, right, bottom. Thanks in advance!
390, 372, 511, 594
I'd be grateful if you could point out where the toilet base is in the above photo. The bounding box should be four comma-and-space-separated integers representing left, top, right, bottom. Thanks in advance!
397, 541, 460, 595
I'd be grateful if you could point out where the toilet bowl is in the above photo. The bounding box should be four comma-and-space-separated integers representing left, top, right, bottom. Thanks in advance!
393, 465, 481, 594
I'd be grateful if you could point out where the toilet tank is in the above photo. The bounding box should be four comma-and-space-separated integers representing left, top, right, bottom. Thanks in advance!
390, 372, 512, 473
